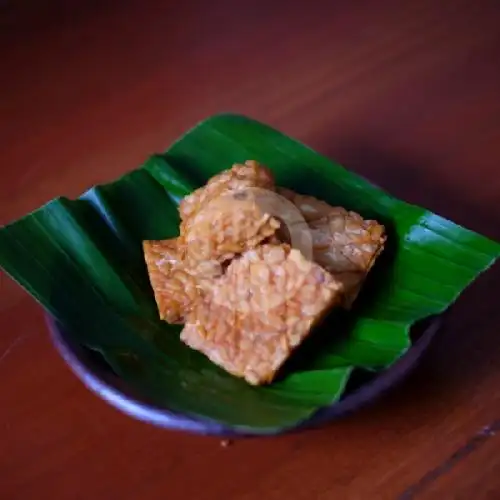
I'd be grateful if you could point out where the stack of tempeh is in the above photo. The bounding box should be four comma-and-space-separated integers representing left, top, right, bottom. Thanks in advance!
143, 160, 386, 385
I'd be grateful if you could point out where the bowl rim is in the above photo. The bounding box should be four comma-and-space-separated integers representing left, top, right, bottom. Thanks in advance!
47, 314, 443, 437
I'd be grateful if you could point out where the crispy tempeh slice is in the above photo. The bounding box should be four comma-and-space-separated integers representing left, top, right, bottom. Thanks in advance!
143, 239, 221, 324
179, 160, 275, 224
180, 244, 343, 385
278, 188, 386, 306
182, 189, 281, 263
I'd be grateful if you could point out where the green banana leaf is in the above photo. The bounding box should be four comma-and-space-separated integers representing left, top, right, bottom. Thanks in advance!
1, 114, 499, 432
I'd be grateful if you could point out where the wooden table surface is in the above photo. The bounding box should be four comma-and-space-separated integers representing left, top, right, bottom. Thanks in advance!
1, 1, 499, 499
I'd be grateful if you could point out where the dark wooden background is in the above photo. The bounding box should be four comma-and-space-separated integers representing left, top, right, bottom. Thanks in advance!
1, 1, 499, 498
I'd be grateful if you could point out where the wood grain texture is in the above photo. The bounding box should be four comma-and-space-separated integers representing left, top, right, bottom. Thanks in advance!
1, 1, 499, 498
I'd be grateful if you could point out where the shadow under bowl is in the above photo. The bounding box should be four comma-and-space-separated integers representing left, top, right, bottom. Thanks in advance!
47, 314, 443, 437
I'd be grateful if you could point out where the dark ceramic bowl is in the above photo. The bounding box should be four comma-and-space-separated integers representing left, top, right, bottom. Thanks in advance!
47, 314, 443, 437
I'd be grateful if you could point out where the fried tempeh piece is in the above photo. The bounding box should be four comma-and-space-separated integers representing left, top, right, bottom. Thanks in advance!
180, 160, 281, 264
180, 244, 343, 385
179, 160, 275, 224
278, 188, 386, 306
143, 239, 221, 324
182, 189, 281, 263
